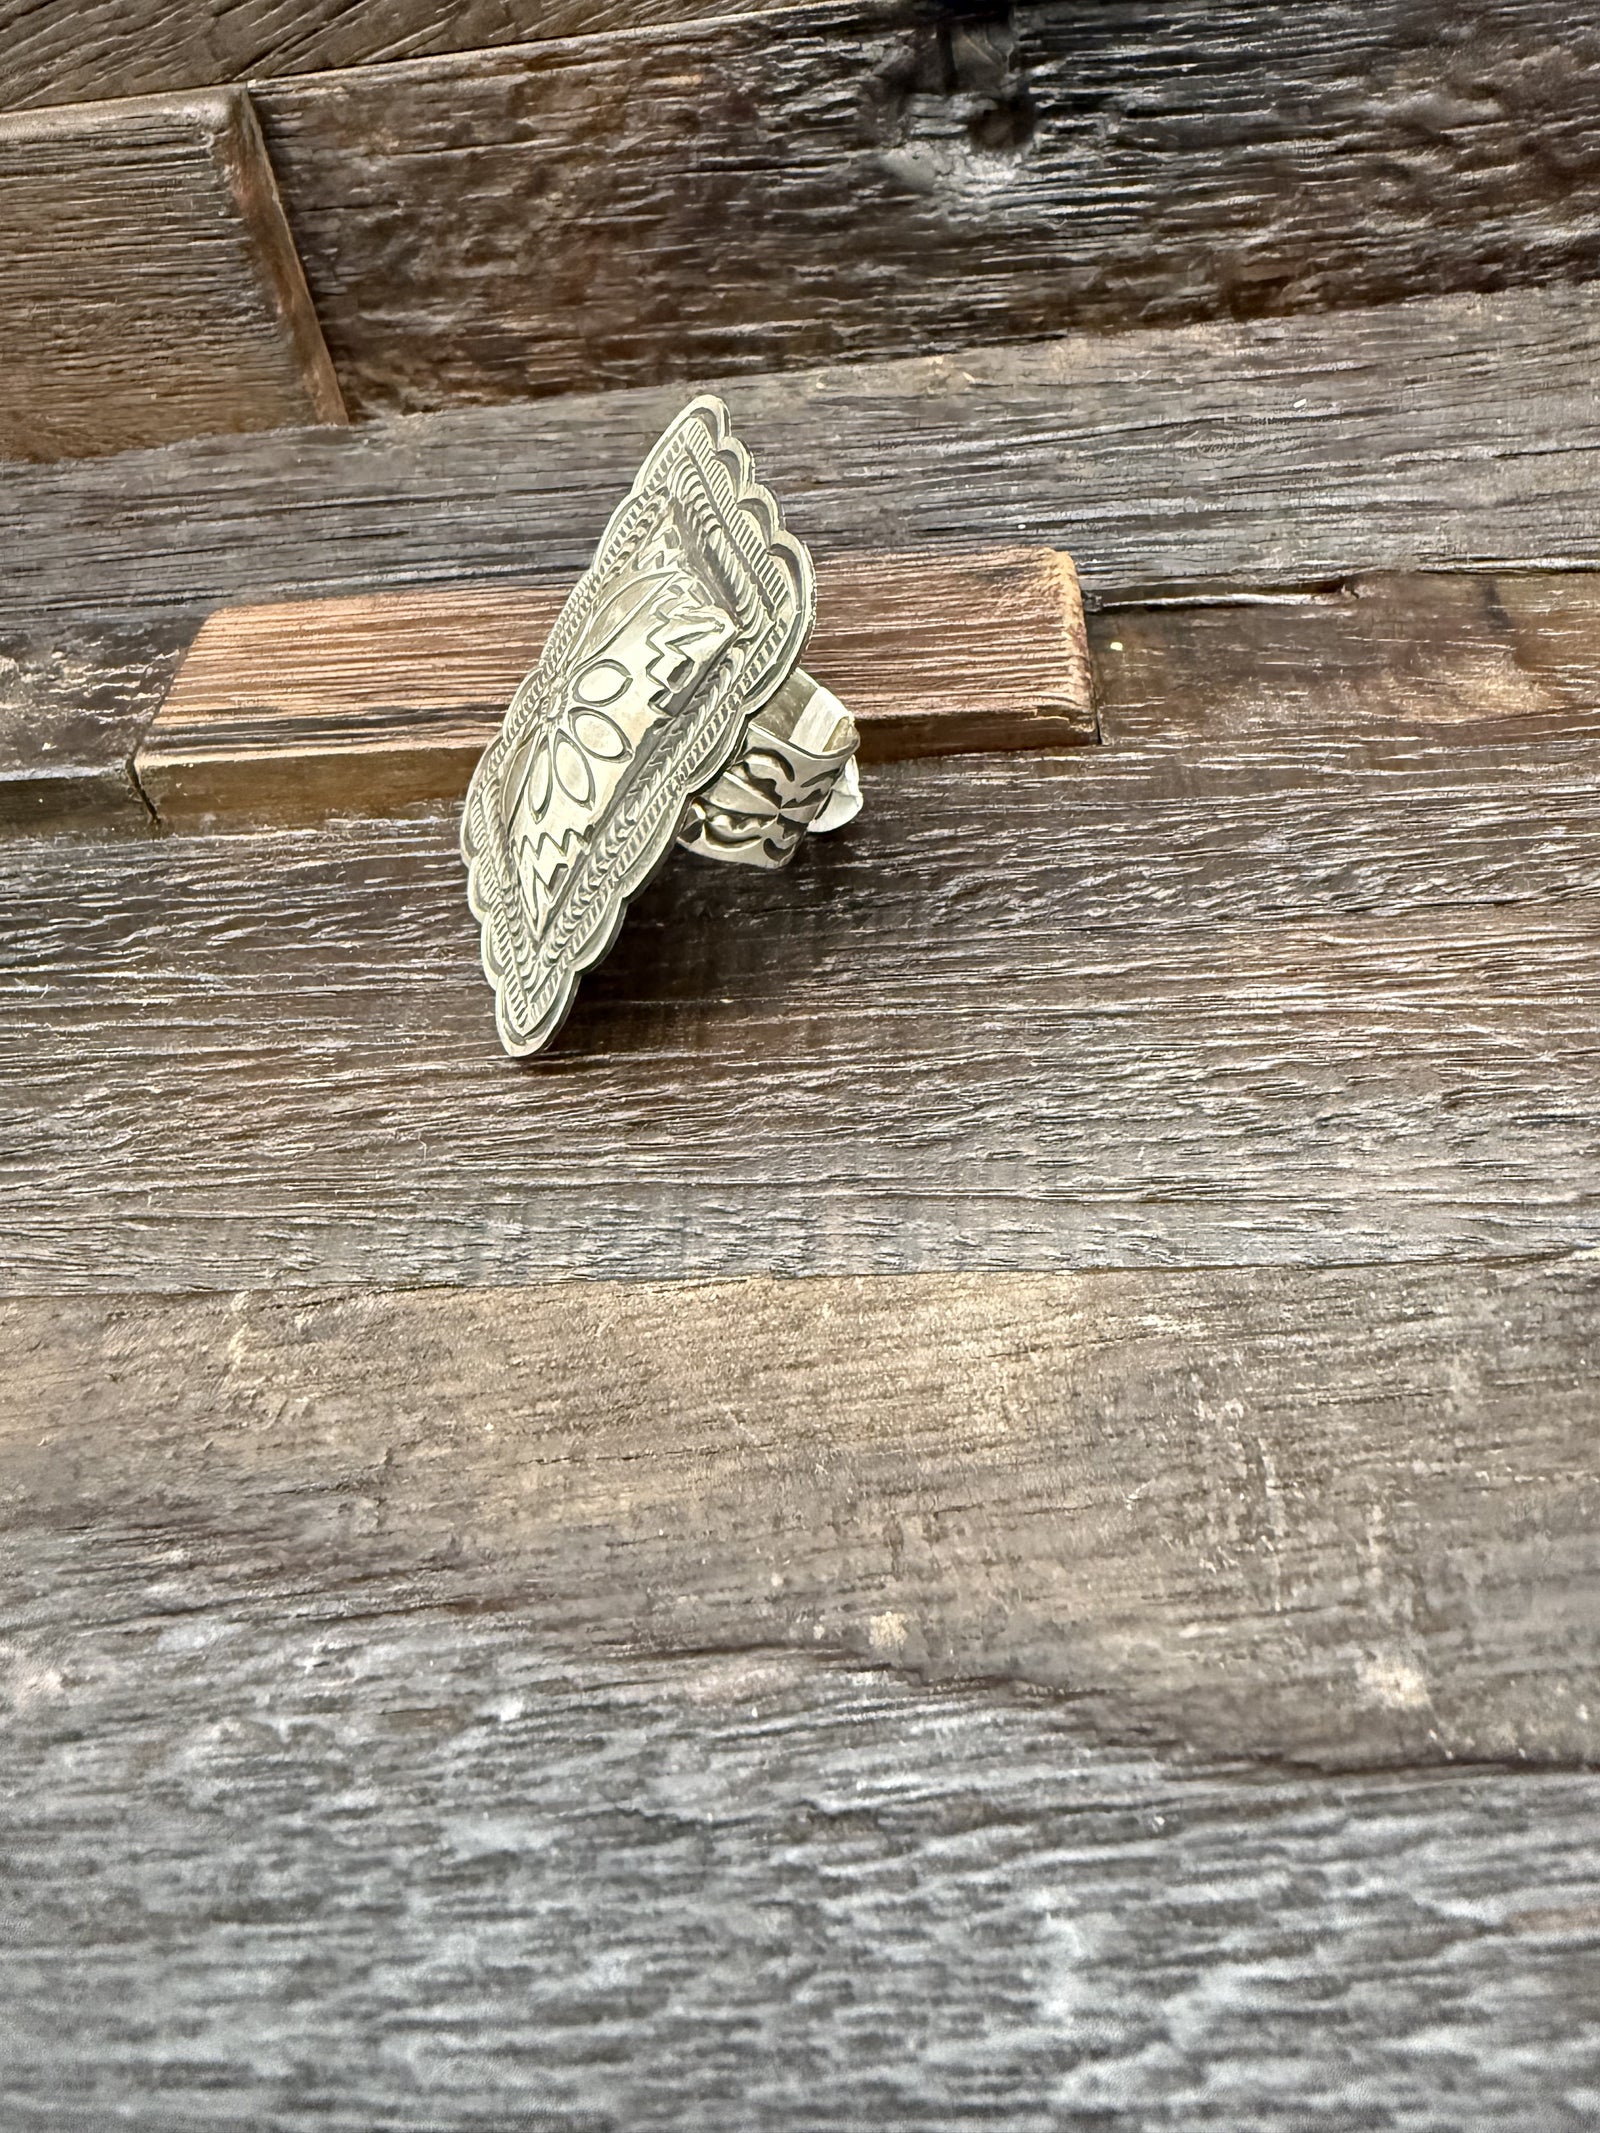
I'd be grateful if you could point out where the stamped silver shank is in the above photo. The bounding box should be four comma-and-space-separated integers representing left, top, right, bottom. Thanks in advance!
461, 395, 860, 1056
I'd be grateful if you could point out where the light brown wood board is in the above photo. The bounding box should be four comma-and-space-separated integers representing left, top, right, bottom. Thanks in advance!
0, 88, 346, 462
12, 569, 1600, 835
133, 547, 1092, 827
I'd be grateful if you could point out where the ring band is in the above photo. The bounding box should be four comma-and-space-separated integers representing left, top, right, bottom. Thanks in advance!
678, 667, 861, 870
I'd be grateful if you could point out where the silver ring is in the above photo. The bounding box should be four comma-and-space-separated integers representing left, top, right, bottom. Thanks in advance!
461, 395, 861, 1057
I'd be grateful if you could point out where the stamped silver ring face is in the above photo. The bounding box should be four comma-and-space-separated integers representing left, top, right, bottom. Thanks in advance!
461, 395, 860, 1057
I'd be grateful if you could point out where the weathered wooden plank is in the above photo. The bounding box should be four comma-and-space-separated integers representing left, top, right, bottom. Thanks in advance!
19, 563, 1600, 836
0, 0, 790, 109
6, 1256, 1597, 1764
1092, 572, 1600, 747
244, 0, 1600, 414
0, 610, 194, 830
7, 286, 1600, 621
132, 566, 1600, 836
0, 89, 346, 463
23, 280, 1591, 828
135, 547, 1093, 829
2, 747, 1597, 1290
1, 1586, 1598, 2132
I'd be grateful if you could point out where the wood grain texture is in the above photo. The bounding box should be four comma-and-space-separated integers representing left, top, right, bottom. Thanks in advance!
1091, 572, 1600, 747
0, 0, 792, 108
14, 281, 1595, 832
133, 566, 1600, 833
136, 547, 1092, 828
5, 1256, 1598, 1765
18, 564, 1600, 836
243, 0, 1600, 415
0, 89, 346, 463
0, 610, 195, 830
8, 285, 1600, 622
3, 743, 1598, 1291
18, 282, 1589, 829
3, 1596, 1597, 2133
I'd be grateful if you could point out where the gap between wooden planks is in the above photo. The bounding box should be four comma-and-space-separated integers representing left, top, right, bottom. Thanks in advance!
134, 544, 1093, 827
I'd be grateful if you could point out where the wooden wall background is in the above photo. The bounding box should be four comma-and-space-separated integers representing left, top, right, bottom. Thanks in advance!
2, 2, 1599, 2125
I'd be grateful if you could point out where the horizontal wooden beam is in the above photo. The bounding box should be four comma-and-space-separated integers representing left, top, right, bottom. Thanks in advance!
133, 547, 1092, 828
5, 2, 1598, 439
9, 286, 1600, 620
6, 1256, 1597, 1765
241, 0, 1600, 414
1092, 571, 1600, 748
36, 564, 1600, 837
3, 1618, 1595, 2123
3, 743, 1597, 1288
0, 0, 792, 109
0, 89, 346, 463
8, 286, 1600, 825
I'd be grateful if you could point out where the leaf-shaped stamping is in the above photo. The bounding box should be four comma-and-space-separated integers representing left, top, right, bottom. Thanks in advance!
553, 734, 594, 806
571, 710, 628, 761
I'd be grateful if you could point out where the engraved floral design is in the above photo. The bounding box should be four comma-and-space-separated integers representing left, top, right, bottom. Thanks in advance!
460, 394, 814, 1056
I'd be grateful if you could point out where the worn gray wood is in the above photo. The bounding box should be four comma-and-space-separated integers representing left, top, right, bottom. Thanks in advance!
5, 1255, 1597, 1764
1093, 572, 1600, 747
7, 284, 1600, 623
1, 1573, 1597, 2131
2, 741, 1598, 1290
0, 0, 792, 108
0, 609, 192, 829
239, 0, 1600, 414
0, 89, 346, 463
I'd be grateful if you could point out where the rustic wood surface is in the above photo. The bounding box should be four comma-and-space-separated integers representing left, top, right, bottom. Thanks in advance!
136, 547, 1092, 828
5, 1256, 1597, 1765
1095, 572, 1600, 747
243, 0, 1600, 414
0, 609, 194, 829
14, 561, 1600, 835
3, 1600, 1596, 2132
16, 566, 1600, 835
0, 0, 791, 108
0, 89, 345, 462
13, 287, 1595, 825
17, 0, 1598, 438
132, 564, 1600, 830
8, 285, 1600, 623
3, 40, 1599, 2087
3, 743, 1597, 1289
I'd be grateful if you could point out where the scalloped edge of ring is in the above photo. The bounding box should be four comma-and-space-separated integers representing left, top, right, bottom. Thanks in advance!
460, 396, 860, 1057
